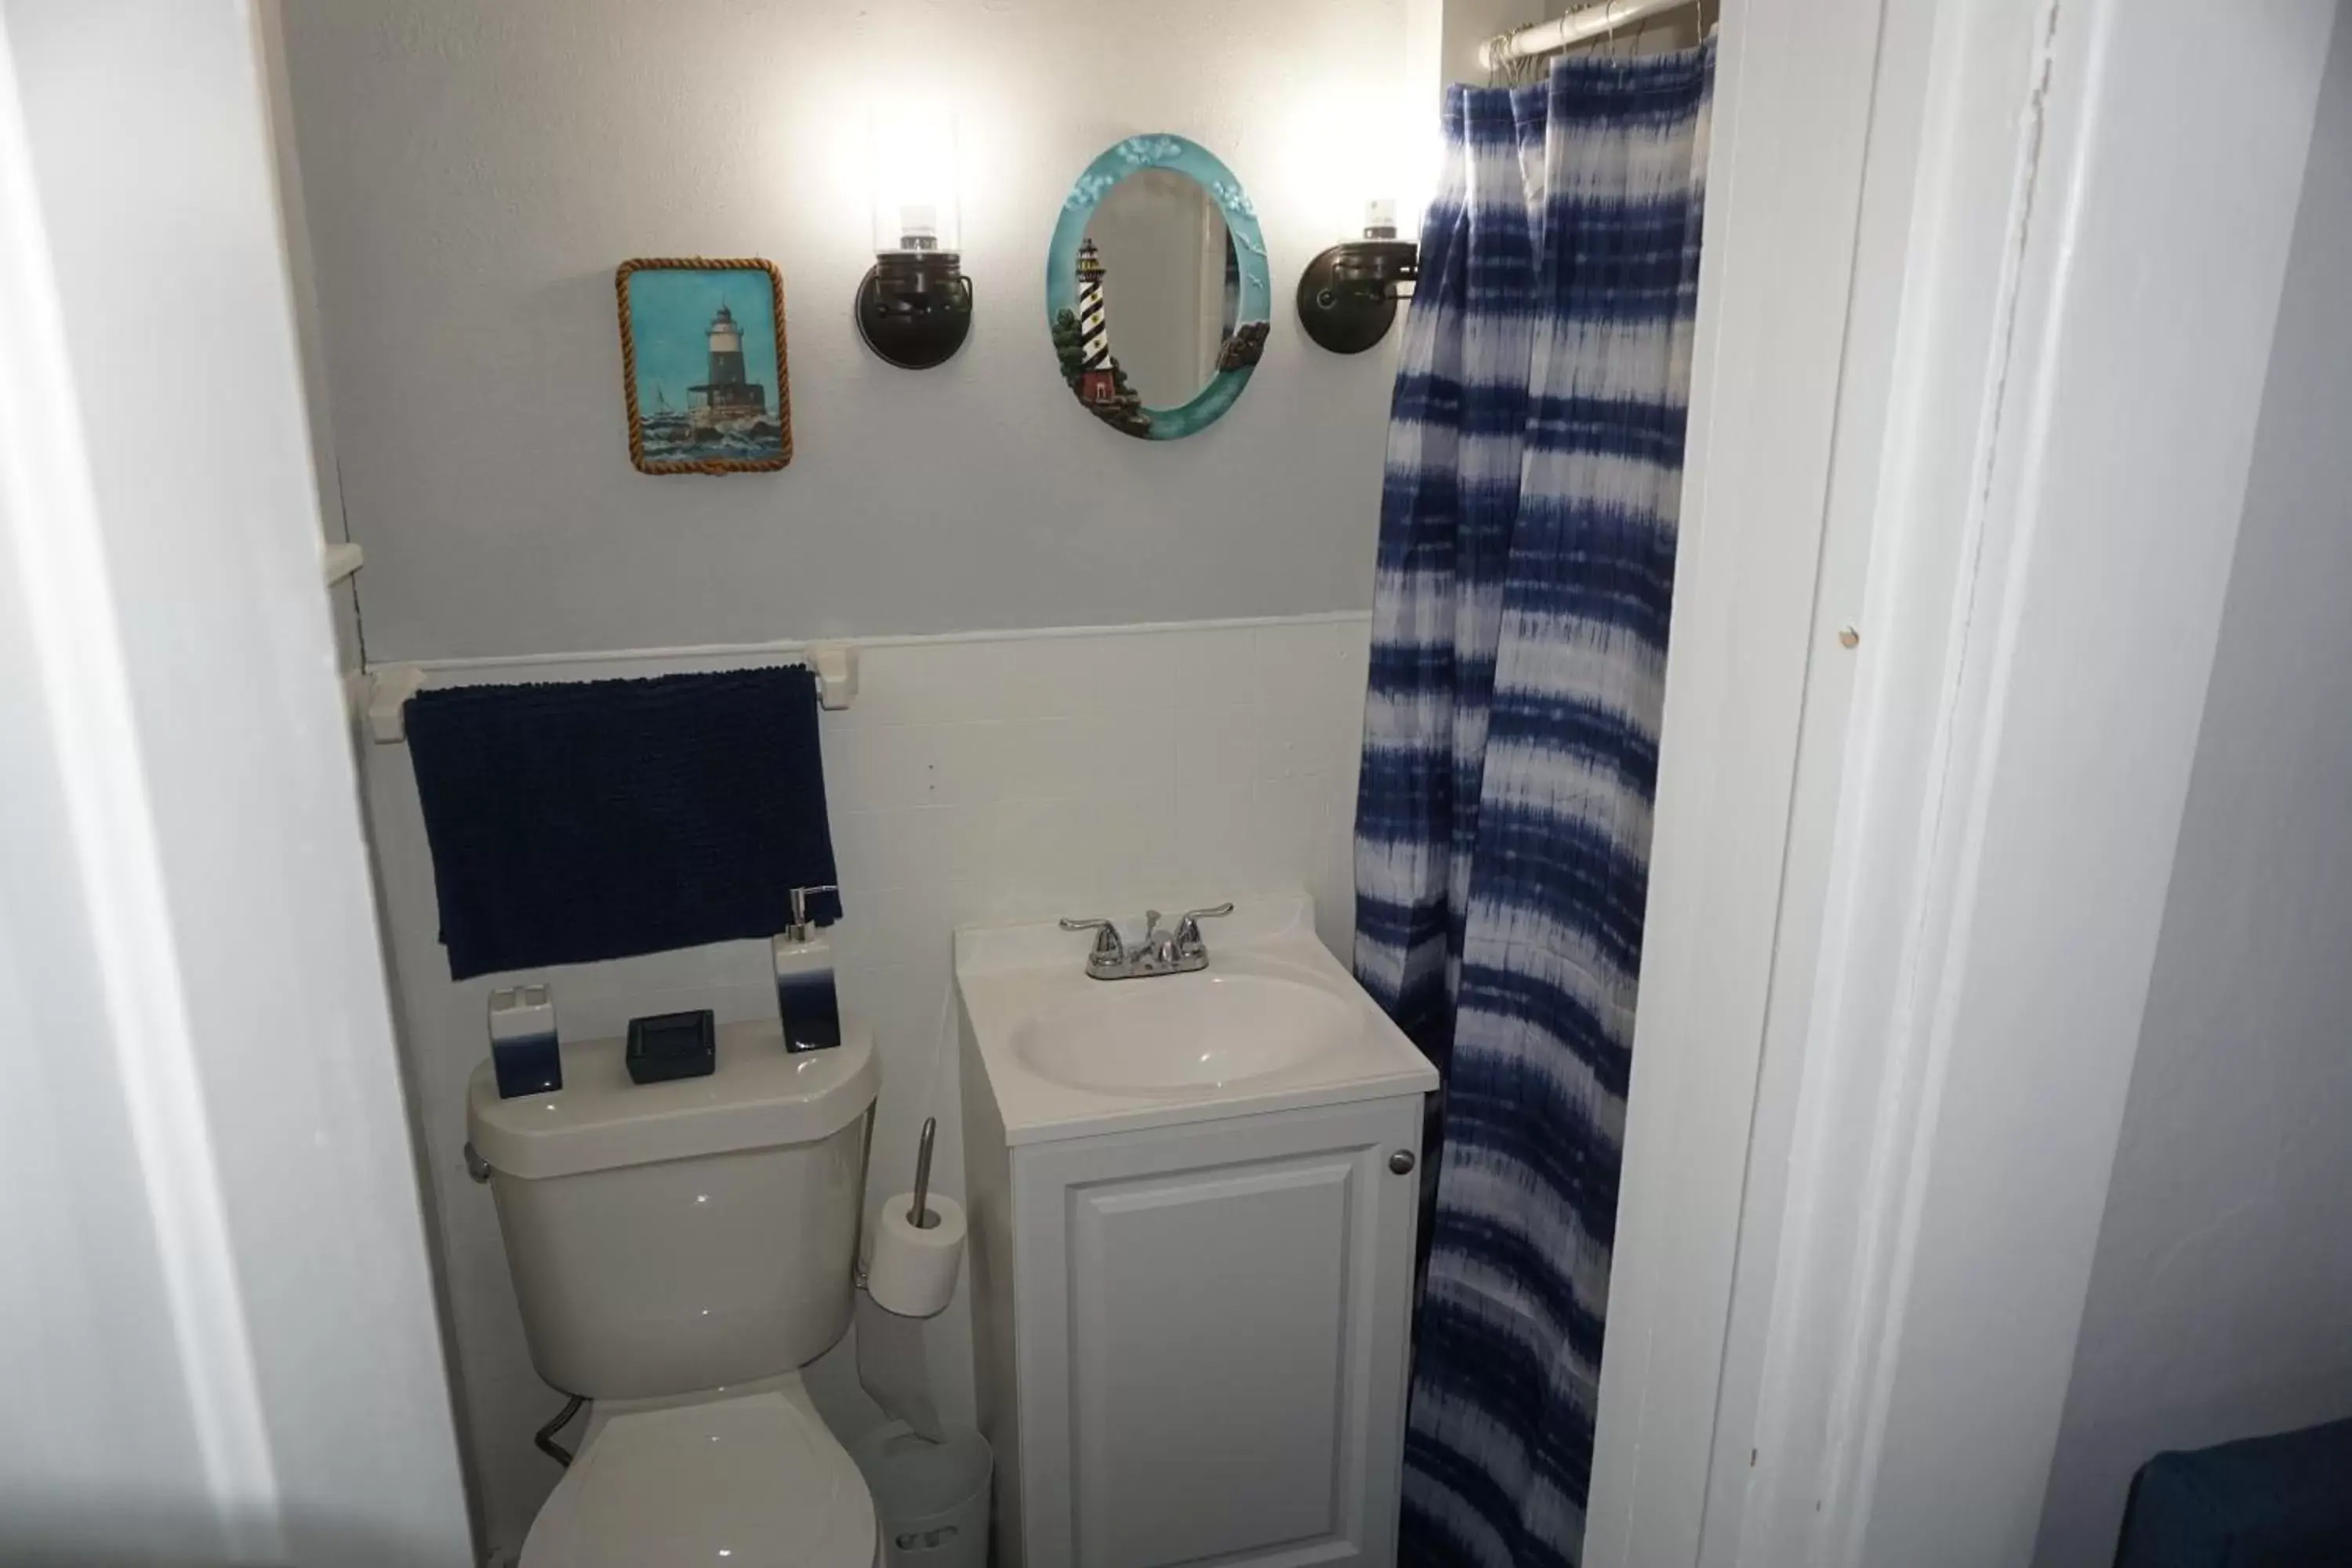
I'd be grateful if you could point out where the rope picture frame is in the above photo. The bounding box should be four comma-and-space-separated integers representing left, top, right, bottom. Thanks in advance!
615, 257, 793, 475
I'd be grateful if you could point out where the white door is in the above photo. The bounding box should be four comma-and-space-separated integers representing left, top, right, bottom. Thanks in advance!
1011, 1096, 1422, 1568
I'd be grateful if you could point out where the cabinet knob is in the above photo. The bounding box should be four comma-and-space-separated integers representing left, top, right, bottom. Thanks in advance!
1389, 1149, 1416, 1175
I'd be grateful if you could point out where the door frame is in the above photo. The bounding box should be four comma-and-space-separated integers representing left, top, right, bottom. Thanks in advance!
1591, 1, 2337, 1565
1581, 0, 1900, 1557
0, 4, 474, 1560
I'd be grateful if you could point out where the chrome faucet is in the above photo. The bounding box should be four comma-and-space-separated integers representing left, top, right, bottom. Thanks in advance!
1058, 904, 1233, 981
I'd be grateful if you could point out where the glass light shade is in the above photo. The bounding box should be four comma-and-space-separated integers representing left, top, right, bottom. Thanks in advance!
869, 106, 960, 256
1389, 117, 1439, 243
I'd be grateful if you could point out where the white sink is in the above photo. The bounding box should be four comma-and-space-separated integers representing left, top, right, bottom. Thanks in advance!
956, 895, 1439, 1145
1011, 971, 1356, 1094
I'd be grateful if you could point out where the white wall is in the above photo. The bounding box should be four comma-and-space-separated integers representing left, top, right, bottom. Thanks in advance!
251, 0, 360, 667
2033, 14, 2352, 1563
252, 9, 492, 1543
274, 0, 1409, 662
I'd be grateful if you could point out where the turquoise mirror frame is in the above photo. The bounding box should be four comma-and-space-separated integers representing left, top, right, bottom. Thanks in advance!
1047, 135, 1272, 441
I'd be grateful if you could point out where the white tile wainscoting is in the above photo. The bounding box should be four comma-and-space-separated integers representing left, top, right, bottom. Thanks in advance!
358, 612, 1374, 1559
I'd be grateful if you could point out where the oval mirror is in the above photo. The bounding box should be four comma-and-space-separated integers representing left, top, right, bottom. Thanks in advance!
1047, 136, 1270, 441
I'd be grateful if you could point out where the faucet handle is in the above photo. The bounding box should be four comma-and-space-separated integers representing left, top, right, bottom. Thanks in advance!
1174, 903, 1235, 952
1058, 916, 1127, 969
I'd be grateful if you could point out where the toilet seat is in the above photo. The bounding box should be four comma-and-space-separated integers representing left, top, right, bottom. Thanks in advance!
521, 1377, 876, 1568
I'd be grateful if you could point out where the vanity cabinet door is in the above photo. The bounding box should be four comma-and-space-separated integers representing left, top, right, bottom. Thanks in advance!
1010, 1094, 1423, 1568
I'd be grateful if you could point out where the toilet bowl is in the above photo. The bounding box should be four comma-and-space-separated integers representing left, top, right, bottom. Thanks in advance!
467, 1016, 883, 1568
521, 1374, 875, 1568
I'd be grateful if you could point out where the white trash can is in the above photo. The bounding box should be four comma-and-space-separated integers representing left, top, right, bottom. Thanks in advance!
851, 1421, 992, 1568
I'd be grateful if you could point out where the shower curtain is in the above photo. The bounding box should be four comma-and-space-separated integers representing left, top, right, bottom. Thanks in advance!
1352, 42, 1713, 1568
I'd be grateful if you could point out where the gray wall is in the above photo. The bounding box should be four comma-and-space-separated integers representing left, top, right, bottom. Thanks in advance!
276, 0, 1406, 662
2035, 13, 2352, 1562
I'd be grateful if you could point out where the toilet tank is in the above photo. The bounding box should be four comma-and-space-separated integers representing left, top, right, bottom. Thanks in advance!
466, 1017, 879, 1402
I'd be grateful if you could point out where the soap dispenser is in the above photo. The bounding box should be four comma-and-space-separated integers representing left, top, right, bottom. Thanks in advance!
772, 884, 843, 1054
488, 983, 563, 1098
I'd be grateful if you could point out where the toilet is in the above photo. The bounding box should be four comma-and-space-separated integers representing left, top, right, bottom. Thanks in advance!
465, 1014, 883, 1567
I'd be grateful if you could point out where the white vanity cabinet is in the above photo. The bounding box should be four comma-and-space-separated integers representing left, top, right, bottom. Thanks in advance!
966, 1091, 1425, 1568
956, 899, 1443, 1568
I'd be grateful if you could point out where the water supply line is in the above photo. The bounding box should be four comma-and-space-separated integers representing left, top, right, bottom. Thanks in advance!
535, 1395, 584, 1468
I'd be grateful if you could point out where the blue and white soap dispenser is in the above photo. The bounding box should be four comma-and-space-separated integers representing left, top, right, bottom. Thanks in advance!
488, 982, 562, 1098
772, 884, 842, 1054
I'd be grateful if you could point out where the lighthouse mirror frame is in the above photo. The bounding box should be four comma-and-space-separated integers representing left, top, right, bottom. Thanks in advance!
1046, 136, 1271, 441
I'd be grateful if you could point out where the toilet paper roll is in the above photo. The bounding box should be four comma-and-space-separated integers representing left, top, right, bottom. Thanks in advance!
866, 1192, 967, 1319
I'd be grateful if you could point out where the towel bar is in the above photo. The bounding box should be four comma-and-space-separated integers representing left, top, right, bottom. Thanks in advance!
359, 644, 859, 743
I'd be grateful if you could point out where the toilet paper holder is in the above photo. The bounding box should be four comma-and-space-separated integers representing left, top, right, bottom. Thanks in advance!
856, 1113, 969, 1439
858, 1115, 964, 1312
909, 1117, 937, 1230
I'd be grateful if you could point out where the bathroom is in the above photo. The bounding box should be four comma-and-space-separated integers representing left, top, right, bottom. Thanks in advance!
296, 0, 1443, 1554
7, 2, 2352, 1566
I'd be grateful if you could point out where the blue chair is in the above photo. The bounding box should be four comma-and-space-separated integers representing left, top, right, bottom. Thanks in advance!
2112, 1417, 2352, 1568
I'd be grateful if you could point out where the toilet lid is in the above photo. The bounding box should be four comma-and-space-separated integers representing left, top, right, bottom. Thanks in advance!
524, 1391, 875, 1568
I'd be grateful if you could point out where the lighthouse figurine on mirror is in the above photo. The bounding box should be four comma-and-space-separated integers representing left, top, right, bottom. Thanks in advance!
1051, 236, 1150, 436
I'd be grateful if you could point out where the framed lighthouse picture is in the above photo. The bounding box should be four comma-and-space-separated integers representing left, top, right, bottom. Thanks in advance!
615, 257, 792, 474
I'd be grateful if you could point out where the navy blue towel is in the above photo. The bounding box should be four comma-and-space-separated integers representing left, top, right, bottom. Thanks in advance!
2113, 1417, 2352, 1568
405, 666, 841, 980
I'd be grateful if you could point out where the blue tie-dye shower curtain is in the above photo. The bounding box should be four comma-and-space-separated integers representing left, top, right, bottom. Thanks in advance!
1352, 42, 1713, 1568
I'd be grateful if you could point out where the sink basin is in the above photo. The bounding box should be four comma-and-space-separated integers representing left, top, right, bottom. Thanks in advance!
956, 895, 1441, 1143
1011, 971, 1357, 1094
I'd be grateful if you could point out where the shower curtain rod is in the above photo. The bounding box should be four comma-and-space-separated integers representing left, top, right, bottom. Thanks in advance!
1479, 0, 1701, 71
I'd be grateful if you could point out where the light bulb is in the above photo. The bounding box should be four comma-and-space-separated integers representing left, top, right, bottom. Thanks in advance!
869, 105, 960, 256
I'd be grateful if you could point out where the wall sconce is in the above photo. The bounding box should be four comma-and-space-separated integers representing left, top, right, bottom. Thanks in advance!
855, 108, 972, 370
1296, 199, 1420, 354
